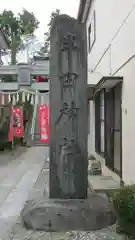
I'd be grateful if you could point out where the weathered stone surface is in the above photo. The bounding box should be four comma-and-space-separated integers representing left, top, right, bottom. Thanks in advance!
21, 193, 116, 232
89, 160, 102, 175
88, 155, 96, 160
49, 14, 88, 198
91, 160, 101, 170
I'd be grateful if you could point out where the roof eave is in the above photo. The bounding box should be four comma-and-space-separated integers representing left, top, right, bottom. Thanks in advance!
77, 0, 93, 23
77, 0, 87, 21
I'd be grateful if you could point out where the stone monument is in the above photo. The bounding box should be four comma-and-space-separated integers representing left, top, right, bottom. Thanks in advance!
21, 15, 116, 232
49, 14, 88, 199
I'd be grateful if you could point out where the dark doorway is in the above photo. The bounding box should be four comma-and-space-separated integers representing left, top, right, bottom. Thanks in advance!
113, 83, 122, 175
105, 83, 122, 176
105, 88, 114, 170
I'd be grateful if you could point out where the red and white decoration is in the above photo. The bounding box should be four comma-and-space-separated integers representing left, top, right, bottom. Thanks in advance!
38, 104, 49, 143
8, 107, 23, 141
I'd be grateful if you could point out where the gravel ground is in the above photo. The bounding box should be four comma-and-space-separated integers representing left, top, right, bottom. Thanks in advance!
4, 161, 124, 240
4, 221, 121, 240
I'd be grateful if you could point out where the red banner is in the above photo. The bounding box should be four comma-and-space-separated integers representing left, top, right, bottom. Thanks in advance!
38, 104, 49, 143
8, 107, 23, 141
8, 107, 14, 141
36, 76, 40, 83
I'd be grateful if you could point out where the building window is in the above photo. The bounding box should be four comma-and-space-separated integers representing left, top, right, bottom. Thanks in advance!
88, 10, 96, 53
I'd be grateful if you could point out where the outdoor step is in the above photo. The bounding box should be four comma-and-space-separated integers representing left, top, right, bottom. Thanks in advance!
34, 134, 40, 139
33, 142, 49, 147
88, 174, 121, 193
33, 138, 41, 142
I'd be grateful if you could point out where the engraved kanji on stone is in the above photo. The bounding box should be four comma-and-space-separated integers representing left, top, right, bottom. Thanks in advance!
60, 101, 78, 118
49, 15, 88, 199
68, 101, 78, 119
60, 102, 69, 114
60, 33, 78, 51
60, 73, 78, 88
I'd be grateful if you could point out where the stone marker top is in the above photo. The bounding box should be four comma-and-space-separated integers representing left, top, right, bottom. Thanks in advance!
51, 14, 78, 29
51, 14, 86, 54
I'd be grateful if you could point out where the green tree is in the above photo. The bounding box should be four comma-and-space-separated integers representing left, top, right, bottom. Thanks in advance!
38, 9, 60, 57
0, 9, 39, 64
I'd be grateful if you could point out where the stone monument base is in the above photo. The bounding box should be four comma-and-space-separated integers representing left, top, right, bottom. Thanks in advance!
21, 193, 116, 232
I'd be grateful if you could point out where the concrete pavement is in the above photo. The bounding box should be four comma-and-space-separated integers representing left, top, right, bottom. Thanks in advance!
0, 146, 48, 239
0, 148, 124, 240
4, 160, 122, 240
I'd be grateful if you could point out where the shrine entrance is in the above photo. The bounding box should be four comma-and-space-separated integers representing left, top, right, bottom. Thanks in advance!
0, 63, 50, 148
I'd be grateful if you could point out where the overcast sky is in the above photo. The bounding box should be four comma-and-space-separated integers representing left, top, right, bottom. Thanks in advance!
0, 0, 80, 41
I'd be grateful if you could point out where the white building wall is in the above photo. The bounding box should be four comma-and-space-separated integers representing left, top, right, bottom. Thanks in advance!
86, 0, 135, 183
